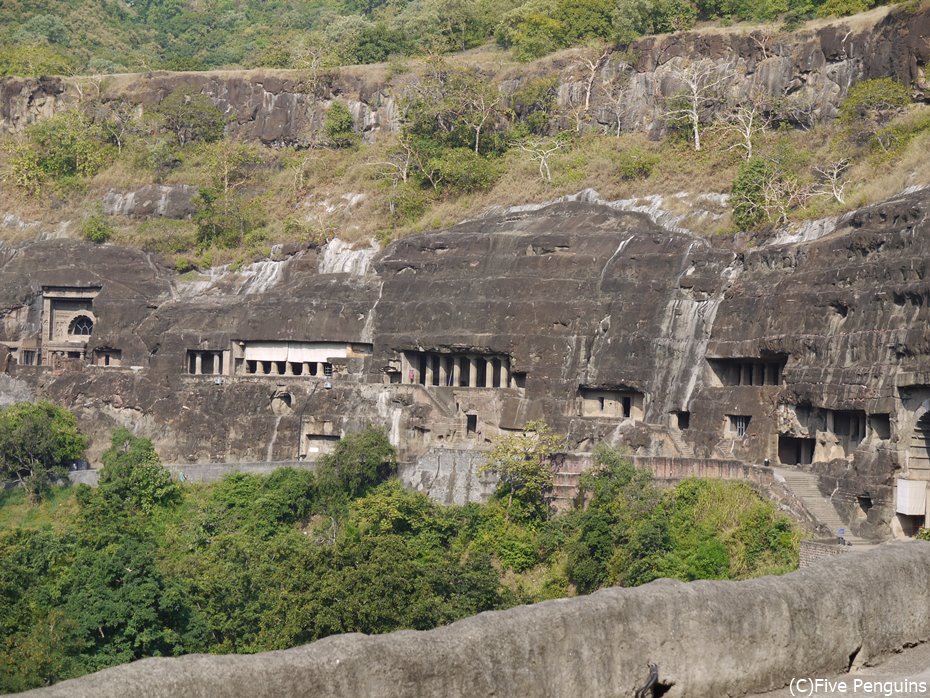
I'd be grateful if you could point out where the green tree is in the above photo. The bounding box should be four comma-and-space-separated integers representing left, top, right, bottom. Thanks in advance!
323, 100, 358, 148
155, 88, 225, 146
496, 1, 565, 61
479, 420, 564, 520
0, 402, 86, 503
59, 536, 205, 673
97, 429, 180, 515
193, 188, 267, 248
317, 428, 398, 502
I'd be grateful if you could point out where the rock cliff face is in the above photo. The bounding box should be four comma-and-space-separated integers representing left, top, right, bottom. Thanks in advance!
2, 188, 930, 539
2, 6, 928, 143
16, 541, 930, 698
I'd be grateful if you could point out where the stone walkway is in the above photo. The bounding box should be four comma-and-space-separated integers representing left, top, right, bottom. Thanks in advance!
753, 642, 930, 697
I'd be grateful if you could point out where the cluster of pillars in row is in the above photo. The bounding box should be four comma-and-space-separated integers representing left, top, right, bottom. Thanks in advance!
404, 352, 511, 388
242, 360, 332, 378
731, 361, 782, 387
188, 351, 224, 375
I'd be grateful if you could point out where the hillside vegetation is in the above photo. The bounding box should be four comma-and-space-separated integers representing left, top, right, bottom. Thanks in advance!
0, 405, 798, 692
1, 52, 929, 269
0, 0, 905, 77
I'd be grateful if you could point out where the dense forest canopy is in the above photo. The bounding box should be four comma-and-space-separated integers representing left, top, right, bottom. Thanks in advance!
0, 0, 900, 76
0, 404, 799, 692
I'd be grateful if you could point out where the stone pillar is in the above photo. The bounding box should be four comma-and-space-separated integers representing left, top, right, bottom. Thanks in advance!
438, 356, 448, 387
468, 356, 478, 388
452, 358, 462, 387
194, 352, 202, 375
500, 359, 510, 389
400, 353, 411, 383
216, 352, 224, 375
425, 354, 434, 386
284, 361, 294, 376
318, 362, 326, 377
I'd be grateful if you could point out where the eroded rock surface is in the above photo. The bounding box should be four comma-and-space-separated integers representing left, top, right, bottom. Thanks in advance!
1, 190, 930, 538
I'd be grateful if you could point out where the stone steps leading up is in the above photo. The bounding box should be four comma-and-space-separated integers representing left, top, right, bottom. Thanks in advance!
669, 429, 694, 458
775, 467, 872, 546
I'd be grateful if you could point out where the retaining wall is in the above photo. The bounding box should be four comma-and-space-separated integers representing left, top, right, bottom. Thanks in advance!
17, 542, 930, 698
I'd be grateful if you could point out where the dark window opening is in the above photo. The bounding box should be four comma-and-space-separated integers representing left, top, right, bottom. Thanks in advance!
323, 363, 333, 378
466, 414, 477, 435
598, 396, 605, 412
621, 396, 632, 419
512, 372, 527, 389
834, 410, 866, 442
729, 415, 751, 438
676, 412, 690, 430
778, 435, 814, 465
857, 493, 873, 514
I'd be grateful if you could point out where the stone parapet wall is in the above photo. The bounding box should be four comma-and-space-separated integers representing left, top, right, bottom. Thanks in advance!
800, 539, 852, 567
19, 542, 930, 698
398, 448, 497, 505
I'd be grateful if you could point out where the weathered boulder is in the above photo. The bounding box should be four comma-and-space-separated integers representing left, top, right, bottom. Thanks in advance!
102, 184, 199, 219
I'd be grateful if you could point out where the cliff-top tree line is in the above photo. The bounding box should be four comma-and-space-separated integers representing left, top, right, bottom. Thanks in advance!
0, 0, 906, 77
0, 404, 798, 692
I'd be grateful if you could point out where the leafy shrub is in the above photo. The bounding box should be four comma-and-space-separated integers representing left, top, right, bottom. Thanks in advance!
615, 146, 660, 180
510, 75, 559, 136
496, 1, 565, 61
816, 0, 873, 16
0, 44, 74, 77
80, 213, 114, 244
323, 100, 358, 148
9, 112, 107, 193
613, 0, 698, 44
427, 148, 502, 195
838, 77, 911, 145
731, 157, 773, 230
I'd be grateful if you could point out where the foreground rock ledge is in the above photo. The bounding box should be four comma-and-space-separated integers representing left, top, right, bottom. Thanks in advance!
14, 542, 930, 698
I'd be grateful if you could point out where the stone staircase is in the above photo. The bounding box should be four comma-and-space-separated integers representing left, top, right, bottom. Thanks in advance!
551, 469, 583, 509
774, 467, 872, 547
669, 429, 694, 458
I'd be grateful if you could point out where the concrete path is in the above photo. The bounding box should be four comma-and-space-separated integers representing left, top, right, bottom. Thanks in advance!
753, 641, 930, 697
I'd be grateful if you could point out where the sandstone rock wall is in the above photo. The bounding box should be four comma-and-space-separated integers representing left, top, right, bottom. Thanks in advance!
3, 190, 930, 538
16, 541, 930, 698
